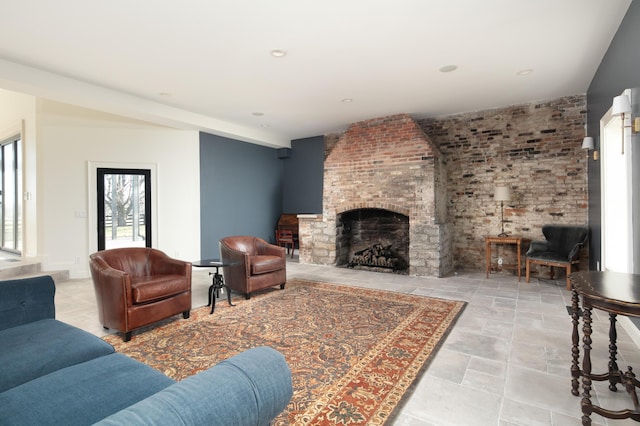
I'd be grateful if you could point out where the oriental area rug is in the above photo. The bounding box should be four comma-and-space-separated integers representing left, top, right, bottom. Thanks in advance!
103, 279, 466, 425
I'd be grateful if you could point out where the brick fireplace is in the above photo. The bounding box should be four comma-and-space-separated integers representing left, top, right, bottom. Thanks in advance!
298, 114, 453, 277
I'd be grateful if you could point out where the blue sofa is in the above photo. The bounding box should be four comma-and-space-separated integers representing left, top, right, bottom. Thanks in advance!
0, 276, 293, 425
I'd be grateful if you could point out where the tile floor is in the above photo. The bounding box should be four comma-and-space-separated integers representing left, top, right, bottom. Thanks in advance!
52, 259, 640, 426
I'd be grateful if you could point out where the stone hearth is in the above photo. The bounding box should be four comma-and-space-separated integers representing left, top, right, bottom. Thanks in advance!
298, 114, 453, 277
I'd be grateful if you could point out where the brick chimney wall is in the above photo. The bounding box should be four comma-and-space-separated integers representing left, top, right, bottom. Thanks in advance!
300, 114, 453, 277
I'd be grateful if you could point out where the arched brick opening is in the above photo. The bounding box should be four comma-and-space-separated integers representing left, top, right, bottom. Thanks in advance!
336, 208, 409, 273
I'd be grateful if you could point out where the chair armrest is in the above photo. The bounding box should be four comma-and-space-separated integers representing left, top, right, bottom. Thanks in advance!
90, 259, 133, 310
526, 240, 550, 256
0, 276, 55, 331
220, 243, 250, 266
219, 241, 251, 288
567, 242, 585, 262
95, 347, 293, 426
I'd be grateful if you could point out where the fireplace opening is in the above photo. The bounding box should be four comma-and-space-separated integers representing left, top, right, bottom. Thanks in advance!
336, 208, 409, 274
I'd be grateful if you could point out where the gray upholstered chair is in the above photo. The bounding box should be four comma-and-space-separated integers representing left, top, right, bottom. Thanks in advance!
525, 225, 589, 290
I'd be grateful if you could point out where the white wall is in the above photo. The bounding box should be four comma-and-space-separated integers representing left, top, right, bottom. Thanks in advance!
0, 95, 200, 278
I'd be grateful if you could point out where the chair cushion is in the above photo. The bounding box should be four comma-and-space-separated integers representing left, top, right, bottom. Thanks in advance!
251, 256, 285, 275
526, 251, 571, 263
0, 353, 175, 426
0, 319, 115, 393
130, 275, 189, 304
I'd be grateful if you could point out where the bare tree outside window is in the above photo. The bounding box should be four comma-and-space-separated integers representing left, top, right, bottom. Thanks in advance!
104, 174, 146, 247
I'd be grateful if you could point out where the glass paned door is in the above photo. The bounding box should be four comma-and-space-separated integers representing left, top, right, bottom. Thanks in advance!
0, 136, 22, 254
97, 168, 151, 250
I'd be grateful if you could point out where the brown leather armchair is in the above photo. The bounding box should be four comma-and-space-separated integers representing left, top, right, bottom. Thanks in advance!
89, 247, 192, 342
219, 236, 286, 299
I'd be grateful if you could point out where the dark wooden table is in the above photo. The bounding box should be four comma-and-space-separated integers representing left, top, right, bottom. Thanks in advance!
192, 259, 236, 314
570, 270, 640, 425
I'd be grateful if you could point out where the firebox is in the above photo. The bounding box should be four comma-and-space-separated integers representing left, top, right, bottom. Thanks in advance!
335, 208, 409, 274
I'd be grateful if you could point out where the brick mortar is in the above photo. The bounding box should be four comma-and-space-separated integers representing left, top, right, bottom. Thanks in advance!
418, 95, 588, 272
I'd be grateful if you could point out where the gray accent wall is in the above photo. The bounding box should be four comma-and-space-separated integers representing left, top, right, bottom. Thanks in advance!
199, 132, 283, 258
282, 136, 324, 214
586, 0, 640, 271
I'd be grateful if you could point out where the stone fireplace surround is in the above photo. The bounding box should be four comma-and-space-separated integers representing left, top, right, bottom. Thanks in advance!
298, 114, 453, 277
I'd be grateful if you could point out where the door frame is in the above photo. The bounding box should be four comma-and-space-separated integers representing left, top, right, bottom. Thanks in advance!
600, 89, 634, 273
88, 161, 158, 253
96, 167, 152, 250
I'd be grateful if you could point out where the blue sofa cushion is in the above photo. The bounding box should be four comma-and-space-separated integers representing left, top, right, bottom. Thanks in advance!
0, 318, 115, 392
0, 353, 175, 426
97, 346, 293, 426
0, 275, 55, 331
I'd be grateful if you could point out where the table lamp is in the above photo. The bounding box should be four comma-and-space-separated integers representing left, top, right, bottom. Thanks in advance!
494, 186, 511, 237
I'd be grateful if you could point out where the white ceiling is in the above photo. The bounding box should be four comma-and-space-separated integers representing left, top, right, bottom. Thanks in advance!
0, 0, 632, 148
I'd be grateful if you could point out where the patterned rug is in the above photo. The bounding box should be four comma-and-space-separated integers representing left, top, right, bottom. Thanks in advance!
103, 279, 466, 425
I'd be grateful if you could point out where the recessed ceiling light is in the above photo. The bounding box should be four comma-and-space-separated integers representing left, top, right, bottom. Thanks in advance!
517, 69, 533, 76
270, 49, 287, 58
260, 124, 271, 128
158, 92, 171, 97
439, 65, 458, 73
341, 98, 353, 103
252, 112, 264, 116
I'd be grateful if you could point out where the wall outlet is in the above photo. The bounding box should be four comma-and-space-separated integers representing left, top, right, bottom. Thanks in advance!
498, 256, 503, 266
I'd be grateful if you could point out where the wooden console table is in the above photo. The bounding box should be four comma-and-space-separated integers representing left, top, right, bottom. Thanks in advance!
570, 271, 640, 425
485, 235, 524, 281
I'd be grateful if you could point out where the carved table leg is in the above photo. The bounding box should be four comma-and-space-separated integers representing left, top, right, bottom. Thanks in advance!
608, 313, 619, 392
571, 288, 581, 396
581, 304, 593, 426
624, 367, 640, 410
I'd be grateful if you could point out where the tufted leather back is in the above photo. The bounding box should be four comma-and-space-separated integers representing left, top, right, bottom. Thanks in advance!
220, 236, 260, 256
90, 247, 165, 277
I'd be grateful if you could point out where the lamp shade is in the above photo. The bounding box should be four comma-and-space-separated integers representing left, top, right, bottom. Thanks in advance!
581, 137, 594, 150
494, 186, 511, 202
612, 94, 632, 116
